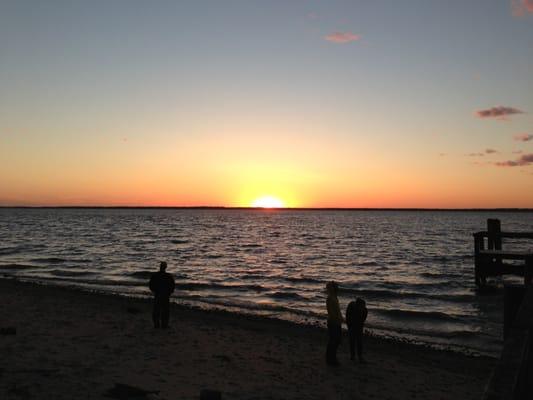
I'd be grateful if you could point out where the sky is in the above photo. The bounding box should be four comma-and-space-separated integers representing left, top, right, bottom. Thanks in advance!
0, 0, 532, 208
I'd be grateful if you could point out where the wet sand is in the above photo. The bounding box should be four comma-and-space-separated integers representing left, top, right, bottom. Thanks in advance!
0, 278, 496, 399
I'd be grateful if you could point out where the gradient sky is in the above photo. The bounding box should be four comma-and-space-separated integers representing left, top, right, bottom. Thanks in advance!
1, 0, 532, 207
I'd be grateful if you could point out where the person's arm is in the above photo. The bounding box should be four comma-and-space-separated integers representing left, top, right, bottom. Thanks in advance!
336, 298, 344, 323
362, 307, 368, 323
149, 275, 155, 293
327, 297, 333, 318
170, 275, 175, 294
346, 303, 353, 326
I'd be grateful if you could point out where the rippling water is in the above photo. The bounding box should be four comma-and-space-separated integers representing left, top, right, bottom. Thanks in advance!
1, 208, 532, 356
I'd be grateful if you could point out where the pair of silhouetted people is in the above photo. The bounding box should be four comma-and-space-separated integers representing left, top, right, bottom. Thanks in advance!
325, 281, 367, 366
149, 261, 175, 329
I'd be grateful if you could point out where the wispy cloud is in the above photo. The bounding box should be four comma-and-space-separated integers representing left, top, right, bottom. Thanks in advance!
495, 153, 533, 167
475, 106, 524, 120
514, 133, 533, 142
324, 32, 361, 43
467, 149, 499, 157
512, 0, 533, 17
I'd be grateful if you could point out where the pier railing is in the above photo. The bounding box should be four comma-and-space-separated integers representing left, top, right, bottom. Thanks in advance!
473, 219, 533, 287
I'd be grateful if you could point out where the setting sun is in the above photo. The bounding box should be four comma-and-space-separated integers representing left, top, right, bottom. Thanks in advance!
251, 196, 285, 208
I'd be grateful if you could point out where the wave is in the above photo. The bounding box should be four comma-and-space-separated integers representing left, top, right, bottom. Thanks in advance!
377, 308, 462, 323
368, 322, 482, 340
416, 254, 473, 264
176, 281, 267, 292
181, 294, 323, 319
128, 271, 188, 281
22, 276, 147, 288
170, 239, 189, 244
205, 254, 223, 259
419, 271, 462, 279
283, 276, 322, 285
267, 291, 307, 301
230, 273, 267, 280
358, 261, 379, 266
30, 257, 68, 264
0, 263, 37, 270
339, 287, 473, 302
0, 244, 46, 256
376, 280, 463, 291
129, 271, 153, 280
49, 269, 96, 277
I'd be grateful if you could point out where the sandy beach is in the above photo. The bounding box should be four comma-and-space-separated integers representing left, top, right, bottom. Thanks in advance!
0, 278, 496, 400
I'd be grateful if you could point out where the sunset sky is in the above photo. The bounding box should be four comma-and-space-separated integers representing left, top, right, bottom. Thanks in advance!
1, 1, 532, 208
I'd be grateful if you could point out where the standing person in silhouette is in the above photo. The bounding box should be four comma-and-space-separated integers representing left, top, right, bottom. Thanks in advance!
346, 297, 368, 363
149, 261, 175, 329
326, 281, 343, 366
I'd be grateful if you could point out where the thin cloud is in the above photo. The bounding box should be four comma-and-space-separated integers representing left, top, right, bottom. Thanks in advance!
512, 0, 533, 17
324, 32, 361, 43
475, 106, 524, 119
468, 149, 499, 156
495, 153, 533, 167
513, 150, 524, 154
514, 133, 533, 142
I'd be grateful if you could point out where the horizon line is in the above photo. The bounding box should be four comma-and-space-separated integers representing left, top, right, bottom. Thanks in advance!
1, 206, 533, 212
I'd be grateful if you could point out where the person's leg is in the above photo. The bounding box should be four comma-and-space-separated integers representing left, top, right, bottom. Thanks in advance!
356, 326, 364, 361
161, 297, 170, 328
152, 298, 161, 328
333, 324, 342, 362
326, 322, 340, 365
326, 322, 334, 364
348, 327, 356, 360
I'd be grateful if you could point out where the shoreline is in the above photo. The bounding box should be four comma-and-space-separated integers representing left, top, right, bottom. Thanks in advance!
3, 275, 497, 358
1, 278, 497, 399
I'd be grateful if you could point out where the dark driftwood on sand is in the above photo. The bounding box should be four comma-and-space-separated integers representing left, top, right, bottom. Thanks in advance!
104, 383, 159, 399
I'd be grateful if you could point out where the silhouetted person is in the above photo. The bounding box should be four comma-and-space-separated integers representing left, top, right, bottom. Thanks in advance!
326, 281, 343, 366
346, 297, 368, 363
149, 261, 175, 329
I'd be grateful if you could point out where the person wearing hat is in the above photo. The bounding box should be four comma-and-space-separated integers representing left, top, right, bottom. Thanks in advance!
325, 281, 343, 366
149, 261, 176, 329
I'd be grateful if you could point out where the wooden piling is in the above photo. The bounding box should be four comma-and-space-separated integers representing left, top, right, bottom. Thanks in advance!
473, 220, 533, 288
504, 284, 526, 340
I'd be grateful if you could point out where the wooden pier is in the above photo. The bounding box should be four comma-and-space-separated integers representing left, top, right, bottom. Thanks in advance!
473, 219, 533, 288
475, 219, 533, 399
483, 285, 533, 400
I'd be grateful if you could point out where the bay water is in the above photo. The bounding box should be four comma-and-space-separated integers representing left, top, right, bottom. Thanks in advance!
2, 208, 532, 356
